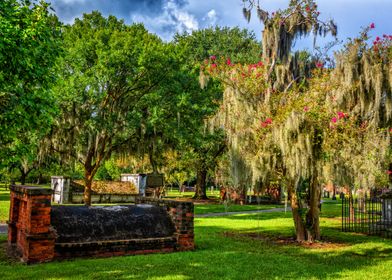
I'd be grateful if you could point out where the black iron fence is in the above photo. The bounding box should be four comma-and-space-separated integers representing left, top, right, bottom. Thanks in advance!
342, 196, 392, 238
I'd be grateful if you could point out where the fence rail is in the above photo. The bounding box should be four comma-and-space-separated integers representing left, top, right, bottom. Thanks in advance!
342, 197, 392, 238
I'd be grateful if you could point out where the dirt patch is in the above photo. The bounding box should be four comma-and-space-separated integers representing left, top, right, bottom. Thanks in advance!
222, 231, 349, 249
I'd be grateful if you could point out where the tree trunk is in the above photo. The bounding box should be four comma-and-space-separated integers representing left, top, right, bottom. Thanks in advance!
289, 187, 306, 241
288, 182, 321, 242
19, 167, 33, 185
20, 172, 27, 185
36, 172, 43, 185
306, 177, 321, 242
83, 169, 94, 206
193, 168, 208, 199
332, 185, 336, 200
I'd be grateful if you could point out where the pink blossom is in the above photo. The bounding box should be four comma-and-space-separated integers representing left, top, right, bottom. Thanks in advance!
261, 118, 272, 128
337, 111, 346, 119
387, 170, 392, 175
315, 61, 324, 69
210, 55, 216, 60
331, 117, 337, 123
211, 63, 217, 68
370, 23, 375, 29
227, 58, 232, 66
304, 106, 309, 112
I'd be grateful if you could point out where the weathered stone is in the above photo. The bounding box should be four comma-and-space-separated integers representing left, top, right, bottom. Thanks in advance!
51, 205, 176, 243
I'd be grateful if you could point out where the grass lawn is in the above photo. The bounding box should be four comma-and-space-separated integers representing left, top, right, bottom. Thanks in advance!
194, 203, 283, 215
0, 189, 10, 223
164, 189, 283, 215
165, 189, 221, 199
1, 199, 392, 279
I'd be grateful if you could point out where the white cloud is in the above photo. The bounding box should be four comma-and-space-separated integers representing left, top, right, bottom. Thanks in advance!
167, 0, 199, 30
203, 9, 218, 26
132, 0, 199, 40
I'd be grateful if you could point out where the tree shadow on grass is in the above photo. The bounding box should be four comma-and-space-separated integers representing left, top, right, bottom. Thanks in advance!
199, 211, 293, 221
1, 217, 392, 279
0, 192, 10, 202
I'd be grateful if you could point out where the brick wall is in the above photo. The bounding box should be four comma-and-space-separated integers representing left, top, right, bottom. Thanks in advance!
135, 197, 195, 251
7, 185, 55, 264
8, 185, 194, 264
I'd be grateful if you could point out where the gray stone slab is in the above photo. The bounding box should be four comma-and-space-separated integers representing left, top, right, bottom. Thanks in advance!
0, 224, 7, 234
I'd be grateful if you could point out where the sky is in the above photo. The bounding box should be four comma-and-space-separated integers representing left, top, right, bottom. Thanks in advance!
49, 0, 392, 51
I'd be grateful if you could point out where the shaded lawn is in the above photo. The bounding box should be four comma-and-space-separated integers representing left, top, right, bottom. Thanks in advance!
165, 190, 220, 200
0, 189, 10, 223
194, 203, 283, 215
1, 200, 392, 279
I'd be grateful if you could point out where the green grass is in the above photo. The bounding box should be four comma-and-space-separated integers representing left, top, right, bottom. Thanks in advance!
164, 189, 220, 199
0, 189, 10, 223
1, 199, 392, 279
194, 203, 283, 215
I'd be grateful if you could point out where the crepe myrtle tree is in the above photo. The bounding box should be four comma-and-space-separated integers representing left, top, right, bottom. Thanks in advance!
208, 0, 392, 242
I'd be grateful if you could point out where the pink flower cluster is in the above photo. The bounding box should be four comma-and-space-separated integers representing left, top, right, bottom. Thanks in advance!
331, 111, 346, 123
337, 111, 346, 119
261, 118, 272, 128
248, 61, 264, 70
372, 34, 392, 52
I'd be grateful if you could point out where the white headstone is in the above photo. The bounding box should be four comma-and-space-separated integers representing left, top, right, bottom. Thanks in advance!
51, 176, 70, 204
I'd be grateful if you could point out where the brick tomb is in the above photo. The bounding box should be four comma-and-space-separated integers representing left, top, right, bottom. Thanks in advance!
7, 185, 194, 263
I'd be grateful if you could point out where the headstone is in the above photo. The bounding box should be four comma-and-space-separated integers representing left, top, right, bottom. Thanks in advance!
380, 191, 392, 223
120, 173, 164, 196
51, 176, 70, 204
121, 174, 146, 195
